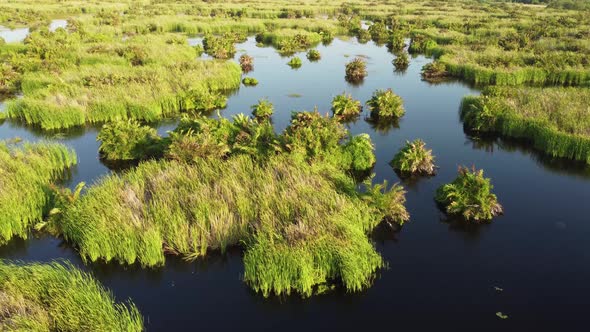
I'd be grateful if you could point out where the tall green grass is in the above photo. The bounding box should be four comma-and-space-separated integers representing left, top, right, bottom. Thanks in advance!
0, 261, 143, 331
461, 87, 590, 164
0, 141, 77, 244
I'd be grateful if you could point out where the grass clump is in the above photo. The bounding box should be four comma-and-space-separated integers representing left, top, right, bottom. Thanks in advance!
251, 99, 274, 121
436, 166, 503, 222
0, 261, 143, 331
306, 49, 321, 61
97, 120, 162, 161
367, 88, 405, 121
256, 29, 322, 55
0, 141, 76, 244
461, 87, 590, 164
57, 154, 408, 296
331, 93, 362, 120
203, 33, 237, 59
239, 54, 254, 72
345, 57, 367, 83
242, 77, 259, 86
422, 61, 449, 81
393, 52, 409, 71
390, 139, 436, 176
287, 56, 302, 68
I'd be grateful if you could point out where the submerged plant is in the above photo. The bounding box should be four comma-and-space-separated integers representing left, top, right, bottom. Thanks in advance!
97, 120, 162, 161
345, 57, 367, 83
331, 93, 362, 120
251, 99, 274, 121
393, 52, 409, 71
366, 88, 405, 120
306, 49, 321, 61
390, 139, 436, 176
239, 54, 254, 72
436, 166, 503, 221
242, 77, 259, 86
287, 56, 302, 68
0, 261, 143, 331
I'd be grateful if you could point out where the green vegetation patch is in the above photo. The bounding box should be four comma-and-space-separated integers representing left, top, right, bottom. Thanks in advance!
331, 93, 362, 121
390, 139, 436, 176
0, 261, 143, 331
0, 141, 76, 244
461, 87, 590, 164
367, 88, 405, 121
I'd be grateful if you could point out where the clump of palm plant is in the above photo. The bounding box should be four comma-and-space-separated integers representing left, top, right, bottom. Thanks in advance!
421, 61, 448, 81
251, 99, 274, 121
436, 166, 503, 221
366, 88, 405, 120
97, 120, 162, 161
287, 56, 302, 68
387, 32, 405, 52
356, 29, 371, 43
306, 49, 321, 61
345, 57, 367, 83
239, 54, 254, 72
0, 262, 143, 331
242, 77, 259, 86
393, 52, 409, 71
331, 93, 362, 120
390, 139, 436, 176
203, 33, 236, 59
368, 21, 390, 43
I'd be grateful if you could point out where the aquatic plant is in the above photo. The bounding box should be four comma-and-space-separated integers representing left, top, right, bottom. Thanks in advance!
390, 139, 436, 176
368, 21, 390, 43
356, 29, 371, 43
345, 57, 367, 83
461, 87, 590, 164
97, 120, 162, 161
58, 154, 409, 297
0, 261, 143, 331
435, 166, 503, 221
239, 54, 254, 72
0, 141, 77, 244
287, 56, 302, 68
387, 32, 405, 52
251, 99, 274, 121
421, 61, 448, 81
306, 49, 321, 61
393, 52, 409, 71
242, 77, 259, 86
256, 29, 322, 54
408, 35, 438, 54
203, 33, 236, 59
366, 88, 405, 120
331, 93, 362, 120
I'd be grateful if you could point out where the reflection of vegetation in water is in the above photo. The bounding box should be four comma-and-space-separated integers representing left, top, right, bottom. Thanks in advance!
436, 166, 503, 222
0, 141, 76, 244
0, 261, 143, 331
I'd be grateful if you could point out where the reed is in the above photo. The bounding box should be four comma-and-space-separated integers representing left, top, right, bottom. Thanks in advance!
0, 141, 76, 244
0, 261, 143, 331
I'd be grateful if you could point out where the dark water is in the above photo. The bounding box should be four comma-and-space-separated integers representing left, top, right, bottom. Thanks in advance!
1, 36, 590, 331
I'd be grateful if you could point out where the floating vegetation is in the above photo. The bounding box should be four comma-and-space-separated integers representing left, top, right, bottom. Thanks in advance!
97, 120, 162, 161
331, 93, 362, 121
287, 93, 303, 98
366, 88, 405, 121
251, 99, 274, 121
287, 56, 302, 68
242, 77, 259, 86
345, 57, 367, 83
393, 52, 409, 71
390, 139, 436, 176
0, 261, 143, 331
461, 87, 590, 164
239, 54, 254, 72
436, 166, 503, 222
306, 49, 321, 61
57, 153, 408, 296
0, 141, 77, 244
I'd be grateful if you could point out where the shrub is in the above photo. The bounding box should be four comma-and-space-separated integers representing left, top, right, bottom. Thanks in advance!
345, 57, 367, 83
366, 88, 405, 120
393, 52, 409, 71
251, 99, 274, 120
239, 54, 253, 72
331, 93, 362, 120
390, 139, 436, 176
287, 56, 302, 68
97, 120, 162, 161
242, 77, 259, 86
306, 49, 321, 61
0, 261, 143, 331
436, 166, 503, 221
